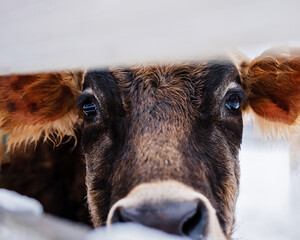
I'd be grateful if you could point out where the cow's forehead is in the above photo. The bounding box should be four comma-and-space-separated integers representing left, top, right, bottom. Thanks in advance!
83, 61, 240, 96
204, 61, 241, 100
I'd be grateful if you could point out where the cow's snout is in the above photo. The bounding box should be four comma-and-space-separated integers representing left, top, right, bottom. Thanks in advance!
107, 181, 226, 240
112, 200, 207, 236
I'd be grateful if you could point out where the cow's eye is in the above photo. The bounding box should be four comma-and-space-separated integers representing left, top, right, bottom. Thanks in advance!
77, 91, 99, 120
225, 94, 241, 111
83, 101, 98, 118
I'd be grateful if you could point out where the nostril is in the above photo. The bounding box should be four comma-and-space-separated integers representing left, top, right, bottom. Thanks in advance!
112, 206, 150, 224
181, 201, 208, 238
112, 206, 149, 224
118, 207, 142, 223
110, 201, 208, 236
111, 207, 127, 223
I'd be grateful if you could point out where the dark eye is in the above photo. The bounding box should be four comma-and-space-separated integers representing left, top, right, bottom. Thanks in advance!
225, 94, 241, 111
83, 102, 98, 118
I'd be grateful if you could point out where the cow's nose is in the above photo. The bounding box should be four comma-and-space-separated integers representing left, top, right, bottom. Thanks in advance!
111, 200, 208, 237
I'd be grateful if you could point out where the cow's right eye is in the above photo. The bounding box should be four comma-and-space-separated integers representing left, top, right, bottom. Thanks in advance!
83, 102, 98, 118
225, 94, 241, 111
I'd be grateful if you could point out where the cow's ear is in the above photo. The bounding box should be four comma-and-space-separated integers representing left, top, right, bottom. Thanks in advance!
241, 48, 300, 135
0, 71, 83, 151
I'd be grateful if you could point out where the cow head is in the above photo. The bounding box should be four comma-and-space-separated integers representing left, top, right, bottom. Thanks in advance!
0, 48, 299, 240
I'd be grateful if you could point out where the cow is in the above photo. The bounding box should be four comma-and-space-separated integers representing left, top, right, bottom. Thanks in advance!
0, 48, 299, 240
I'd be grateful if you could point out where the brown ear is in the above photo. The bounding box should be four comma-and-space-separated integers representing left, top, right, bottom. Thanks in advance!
0, 71, 83, 150
242, 48, 300, 129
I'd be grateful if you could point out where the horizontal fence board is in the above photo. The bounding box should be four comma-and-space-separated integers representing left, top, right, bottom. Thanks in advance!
0, 207, 90, 240
0, 0, 300, 74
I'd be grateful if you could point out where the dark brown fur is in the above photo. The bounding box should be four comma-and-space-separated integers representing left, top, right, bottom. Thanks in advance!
0, 137, 90, 225
81, 62, 242, 237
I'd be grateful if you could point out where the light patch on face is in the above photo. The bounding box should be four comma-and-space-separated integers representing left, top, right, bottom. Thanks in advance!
107, 181, 227, 240
215, 81, 241, 101
133, 131, 185, 172
223, 82, 240, 96
82, 87, 94, 95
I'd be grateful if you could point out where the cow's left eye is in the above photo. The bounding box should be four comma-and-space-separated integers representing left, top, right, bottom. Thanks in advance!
225, 94, 241, 111
77, 92, 99, 120
83, 102, 98, 117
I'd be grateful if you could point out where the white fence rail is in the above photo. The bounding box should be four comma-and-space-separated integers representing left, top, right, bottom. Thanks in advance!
0, 0, 300, 74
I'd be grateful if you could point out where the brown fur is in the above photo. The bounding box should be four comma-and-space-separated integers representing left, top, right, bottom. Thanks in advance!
0, 141, 3, 164
0, 72, 83, 151
241, 48, 300, 137
0, 138, 90, 224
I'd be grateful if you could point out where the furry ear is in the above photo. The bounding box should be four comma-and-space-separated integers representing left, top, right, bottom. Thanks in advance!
241, 47, 300, 136
0, 71, 83, 151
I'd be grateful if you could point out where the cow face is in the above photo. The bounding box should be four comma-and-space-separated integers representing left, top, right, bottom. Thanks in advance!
80, 62, 244, 239
1, 48, 299, 240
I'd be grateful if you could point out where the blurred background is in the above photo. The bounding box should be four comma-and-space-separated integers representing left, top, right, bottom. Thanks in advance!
234, 123, 300, 240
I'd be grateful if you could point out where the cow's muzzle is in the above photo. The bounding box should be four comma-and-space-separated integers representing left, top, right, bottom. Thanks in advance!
107, 181, 226, 240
